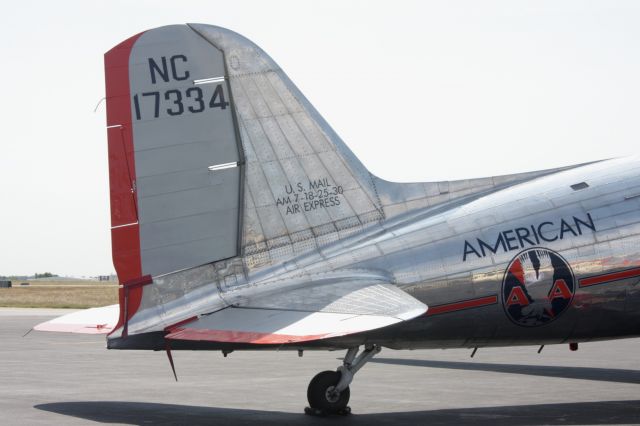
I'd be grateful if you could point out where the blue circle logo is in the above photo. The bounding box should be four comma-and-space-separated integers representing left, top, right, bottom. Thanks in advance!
502, 248, 575, 327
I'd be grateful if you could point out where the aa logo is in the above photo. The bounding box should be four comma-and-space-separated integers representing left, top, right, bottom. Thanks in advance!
502, 248, 574, 327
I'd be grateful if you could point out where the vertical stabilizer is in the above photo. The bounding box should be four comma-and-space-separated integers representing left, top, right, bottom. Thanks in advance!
104, 24, 580, 338
187, 24, 385, 270
104, 24, 385, 335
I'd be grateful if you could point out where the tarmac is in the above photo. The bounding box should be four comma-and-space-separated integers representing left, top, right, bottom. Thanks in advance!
1, 307, 640, 425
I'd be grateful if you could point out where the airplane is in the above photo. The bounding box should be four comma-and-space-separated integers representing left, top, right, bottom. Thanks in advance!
35, 23, 640, 415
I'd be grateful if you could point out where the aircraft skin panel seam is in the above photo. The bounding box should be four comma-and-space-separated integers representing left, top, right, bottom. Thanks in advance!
217, 38, 246, 260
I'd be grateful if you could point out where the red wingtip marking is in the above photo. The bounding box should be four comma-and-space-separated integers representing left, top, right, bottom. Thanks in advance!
34, 323, 114, 335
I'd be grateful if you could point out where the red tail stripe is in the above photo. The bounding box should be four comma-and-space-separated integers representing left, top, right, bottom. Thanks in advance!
105, 31, 145, 336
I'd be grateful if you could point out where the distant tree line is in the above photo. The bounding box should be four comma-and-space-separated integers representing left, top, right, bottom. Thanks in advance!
34, 272, 58, 278
0, 273, 59, 280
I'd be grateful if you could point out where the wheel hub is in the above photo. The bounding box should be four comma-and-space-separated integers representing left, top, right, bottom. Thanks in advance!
325, 386, 340, 403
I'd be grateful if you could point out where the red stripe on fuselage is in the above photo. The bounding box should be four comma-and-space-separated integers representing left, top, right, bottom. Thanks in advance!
426, 295, 498, 316
579, 267, 640, 287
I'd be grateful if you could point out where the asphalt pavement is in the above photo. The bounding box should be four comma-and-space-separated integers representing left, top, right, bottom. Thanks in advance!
2, 308, 639, 425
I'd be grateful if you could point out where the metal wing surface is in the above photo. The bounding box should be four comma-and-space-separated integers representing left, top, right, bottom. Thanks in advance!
165, 280, 427, 345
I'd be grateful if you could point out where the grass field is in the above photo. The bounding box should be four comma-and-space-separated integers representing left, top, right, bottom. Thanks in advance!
0, 281, 118, 309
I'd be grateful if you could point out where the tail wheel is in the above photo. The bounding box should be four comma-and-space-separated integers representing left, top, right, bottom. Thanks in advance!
307, 370, 350, 413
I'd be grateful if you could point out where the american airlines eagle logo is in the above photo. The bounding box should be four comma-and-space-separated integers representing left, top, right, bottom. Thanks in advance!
502, 248, 575, 327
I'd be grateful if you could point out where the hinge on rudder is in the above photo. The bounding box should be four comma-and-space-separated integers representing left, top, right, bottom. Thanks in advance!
122, 274, 153, 338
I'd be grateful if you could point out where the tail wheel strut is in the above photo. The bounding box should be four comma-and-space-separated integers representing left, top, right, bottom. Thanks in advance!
305, 344, 381, 415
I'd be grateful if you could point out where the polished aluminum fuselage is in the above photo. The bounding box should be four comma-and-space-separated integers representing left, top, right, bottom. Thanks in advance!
285, 157, 640, 349
105, 24, 639, 352
113, 157, 640, 352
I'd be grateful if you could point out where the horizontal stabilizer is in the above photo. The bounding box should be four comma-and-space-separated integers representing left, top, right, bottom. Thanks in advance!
33, 304, 118, 334
241, 279, 426, 319
165, 282, 426, 344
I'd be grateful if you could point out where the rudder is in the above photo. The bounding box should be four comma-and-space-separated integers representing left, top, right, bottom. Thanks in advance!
105, 24, 384, 284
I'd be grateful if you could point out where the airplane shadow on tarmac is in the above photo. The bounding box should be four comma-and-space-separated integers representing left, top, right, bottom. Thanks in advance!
371, 358, 640, 385
36, 400, 640, 425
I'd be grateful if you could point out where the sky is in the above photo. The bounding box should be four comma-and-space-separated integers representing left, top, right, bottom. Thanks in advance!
1, 0, 639, 277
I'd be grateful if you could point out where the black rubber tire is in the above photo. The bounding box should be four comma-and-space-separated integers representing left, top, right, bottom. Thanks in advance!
307, 370, 350, 413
